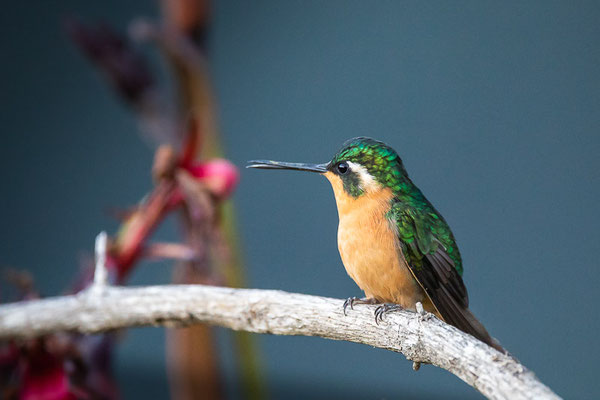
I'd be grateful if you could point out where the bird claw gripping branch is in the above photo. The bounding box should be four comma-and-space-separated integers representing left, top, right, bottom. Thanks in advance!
342, 297, 379, 316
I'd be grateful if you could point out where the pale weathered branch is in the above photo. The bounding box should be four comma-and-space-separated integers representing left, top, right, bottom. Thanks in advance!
0, 284, 559, 400
92, 231, 109, 288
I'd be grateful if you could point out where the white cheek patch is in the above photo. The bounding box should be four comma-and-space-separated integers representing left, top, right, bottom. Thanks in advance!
347, 161, 379, 192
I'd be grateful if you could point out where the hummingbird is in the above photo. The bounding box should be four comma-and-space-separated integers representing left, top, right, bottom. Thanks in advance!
248, 137, 502, 351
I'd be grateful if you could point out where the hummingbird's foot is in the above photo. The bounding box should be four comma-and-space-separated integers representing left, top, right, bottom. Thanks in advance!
374, 303, 403, 324
343, 297, 378, 316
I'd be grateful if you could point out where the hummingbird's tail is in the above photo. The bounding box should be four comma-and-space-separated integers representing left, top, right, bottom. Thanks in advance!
458, 307, 505, 353
428, 282, 506, 353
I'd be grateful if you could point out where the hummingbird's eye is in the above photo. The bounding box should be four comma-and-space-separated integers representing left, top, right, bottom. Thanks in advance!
337, 162, 349, 175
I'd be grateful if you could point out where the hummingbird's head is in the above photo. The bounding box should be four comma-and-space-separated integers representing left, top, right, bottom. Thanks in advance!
326, 137, 407, 198
247, 137, 407, 200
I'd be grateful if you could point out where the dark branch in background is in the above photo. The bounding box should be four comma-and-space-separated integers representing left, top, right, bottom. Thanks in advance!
160, 0, 211, 52
65, 19, 154, 103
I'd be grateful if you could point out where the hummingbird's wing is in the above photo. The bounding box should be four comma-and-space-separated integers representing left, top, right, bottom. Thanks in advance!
390, 203, 496, 348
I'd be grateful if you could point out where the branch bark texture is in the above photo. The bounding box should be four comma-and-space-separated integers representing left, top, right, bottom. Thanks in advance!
0, 284, 559, 400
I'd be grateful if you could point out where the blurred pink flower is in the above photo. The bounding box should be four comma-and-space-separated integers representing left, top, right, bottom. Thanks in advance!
186, 159, 240, 200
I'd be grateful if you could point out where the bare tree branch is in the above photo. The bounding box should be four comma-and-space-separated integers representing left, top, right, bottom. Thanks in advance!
0, 284, 559, 400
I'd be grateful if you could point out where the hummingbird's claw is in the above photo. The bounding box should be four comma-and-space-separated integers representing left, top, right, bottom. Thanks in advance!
343, 297, 356, 316
343, 297, 378, 316
344, 297, 356, 316
374, 303, 404, 325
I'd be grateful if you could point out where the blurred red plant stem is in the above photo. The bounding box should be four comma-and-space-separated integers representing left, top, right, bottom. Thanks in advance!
111, 180, 178, 282
110, 116, 199, 281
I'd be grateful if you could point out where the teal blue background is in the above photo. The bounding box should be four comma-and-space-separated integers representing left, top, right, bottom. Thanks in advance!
1, 1, 599, 398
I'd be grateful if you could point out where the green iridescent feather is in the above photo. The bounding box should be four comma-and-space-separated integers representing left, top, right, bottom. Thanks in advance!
330, 137, 463, 276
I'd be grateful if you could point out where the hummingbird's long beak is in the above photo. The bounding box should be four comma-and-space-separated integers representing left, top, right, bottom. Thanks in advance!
247, 160, 328, 173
